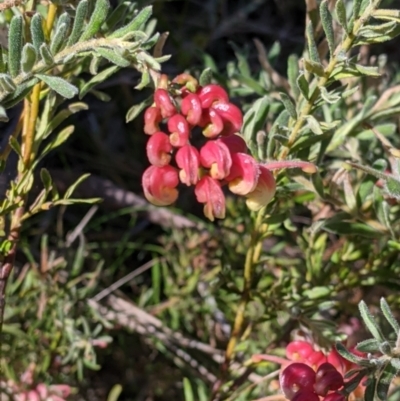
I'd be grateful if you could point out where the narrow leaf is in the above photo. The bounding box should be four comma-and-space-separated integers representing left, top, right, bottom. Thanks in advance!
287, 54, 299, 99
384, 177, 400, 199
36, 74, 78, 98
304, 59, 325, 77
364, 377, 377, 401
8, 15, 23, 78
39, 43, 54, 65
280, 92, 297, 119
376, 364, 397, 401
0, 73, 16, 93
359, 300, 385, 342
64, 174, 91, 199
335, 343, 368, 365
306, 21, 320, 63
199, 67, 213, 87
21, 43, 37, 74
109, 6, 152, 39
30, 13, 45, 53
305, 115, 323, 134
80, 65, 119, 99
372, 9, 400, 23
336, 0, 348, 33
380, 298, 400, 335
0, 106, 8, 122
95, 48, 130, 67
356, 338, 381, 352
50, 22, 69, 54
79, 0, 110, 41
353, 0, 362, 19
3, 78, 39, 109
126, 97, 152, 123
67, 0, 88, 46
320, 0, 335, 55
40, 126, 75, 160
296, 73, 309, 100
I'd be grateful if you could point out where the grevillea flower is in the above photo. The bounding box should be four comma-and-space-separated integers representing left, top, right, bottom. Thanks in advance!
286, 341, 315, 362
181, 93, 202, 125
280, 363, 316, 399
154, 88, 176, 118
226, 153, 259, 195
172, 73, 198, 93
314, 363, 344, 396
146, 132, 172, 166
219, 134, 247, 154
211, 102, 243, 136
201, 108, 224, 138
175, 145, 201, 186
195, 176, 225, 221
200, 140, 232, 180
168, 114, 190, 147
292, 390, 320, 401
142, 165, 179, 206
245, 166, 276, 211
144, 107, 162, 135
198, 84, 229, 108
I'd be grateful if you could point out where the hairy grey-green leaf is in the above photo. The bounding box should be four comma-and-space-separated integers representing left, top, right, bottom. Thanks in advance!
0, 48, 5, 73
31, 13, 45, 53
89, 55, 101, 75
126, 97, 152, 123
50, 23, 69, 54
385, 177, 400, 199
21, 43, 37, 74
39, 125, 75, 161
95, 48, 130, 67
353, 0, 362, 19
39, 43, 54, 65
135, 69, 150, 90
372, 8, 400, 23
296, 73, 309, 100
320, 87, 341, 104
0, 73, 16, 93
304, 59, 325, 77
306, 21, 320, 63
137, 51, 161, 70
287, 54, 299, 99
305, 115, 323, 134
109, 6, 152, 39
376, 364, 397, 401
380, 298, 400, 335
359, 21, 398, 37
2, 78, 39, 109
104, 1, 132, 32
67, 0, 88, 46
356, 338, 380, 352
80, 65, 119, 99
355, 25, 400, 44
359, 300, 386, 342
280, 92, 297, 119
36, 74, 78, 99
199, 67, 213, 87
335, 0, 348, 33
320, 0, 335, 55
79, 0, 110, 41
8, 15, 23, 78
0, 105, 8, 122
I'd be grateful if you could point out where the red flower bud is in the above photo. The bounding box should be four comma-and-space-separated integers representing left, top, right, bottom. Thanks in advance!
142, 165, 179, 206
323, 392, 346, 401
146, 132, 173, 166
200, 140, 232, 180
154, 89, 177, 118
211, 102, 243, 136
181, 93, 203, 125
292, 390, 320, 401
198, 84, 229, 108
175, 145, 201, 186
314, 363, 344, 396
195, 176, 226, 221
280, 363, 316, 400
144, 107, 162, 135
245, 166, 276, 211
172, 73, 199, 93
202, 108, 224, 138
219, 134, 248, 154
226, 153, 259, 195
286, 341, 315, 362
168, 114, 190, 147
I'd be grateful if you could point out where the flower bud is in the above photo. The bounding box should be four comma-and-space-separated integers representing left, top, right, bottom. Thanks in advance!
198, 84, 229, 108
144, 107, 162, 135
314, 363, 344, 396
211, 102, 243, 136
280, 363, 316, 400
245, 166, 276, 211
202, 108, 224, 138
154, 89, 177, 118
195, 176, 226, 221
200, 140, 232, 180
286, 341, 315, 362
226, 153, 259, 195
142, 165, 179, 206
175, 145, 201, 186
181, 93, 203, 125
172, 73, 198, 93
146, 132, 172, 166
168, 114, 190, 147
291, 390, 320, 401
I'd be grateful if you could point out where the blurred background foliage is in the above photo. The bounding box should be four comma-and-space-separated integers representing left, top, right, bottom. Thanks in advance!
3, 0, 400, 400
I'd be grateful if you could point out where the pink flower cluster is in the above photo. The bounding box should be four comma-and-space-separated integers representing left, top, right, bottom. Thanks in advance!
1, 381, 71, 401
280, 341, 365, 401
141, 73, 276, 220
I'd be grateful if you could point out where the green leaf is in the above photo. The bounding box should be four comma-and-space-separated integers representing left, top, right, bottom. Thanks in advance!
3, 78, 39, 108
287, 54, 299, 99
8, 15, 23, 78
335, 0, 348, 33
356, 338, 381, 352
364, 377, 377, 401
280, 92, 297, 119
21, 43, 37, 74
109, 6, 152, 39
376, 363, 397, 401
39, 43, 54, 65
39, 125, 75, 160
336, 343, 368, 365
380, 298, 400, 335
80, 65, 119, 99
183, 378, 194, 401
372, 9, 400, 23
319, 87, 341, 104
9, 136, 23, 159
0, 106, 8, 122
306, 21, 320, 63
384, 176, 400, 199
64, 173, 91, 199
79, 0, 110, 41
67, 0, 88, 46
359, 300, 386, 342
320, 0, 335, 55
199, 67, 213, 87
40, 168, 53, 192
305, 115, 323, 134
126, 97, 152, 123
135, 69, 150, 90
0, 73, 16, 93
304, 59, 325, 77
353, 0, 362, 19
296, 73, 309, 100
30, 13, 45, 53
50, 22, 69, 54
107, 384, 123, 401
36, 74, 78, 98
95, 48, 130, 67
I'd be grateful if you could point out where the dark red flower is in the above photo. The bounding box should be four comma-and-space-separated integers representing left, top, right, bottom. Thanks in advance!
314, 363, 344, 397
280, 363, 316, 400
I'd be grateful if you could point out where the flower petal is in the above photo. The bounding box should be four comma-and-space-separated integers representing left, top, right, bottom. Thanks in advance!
142, 165, 179, 206
144, 107, 162, 135
175, 144, 201, 186
211, 102, 243, 136
200, 140, 232, 180
226, 153, 259, 195
245, 166, 276, 211
154, 88, 177, 118
219, 134, 248, 154
181, 93, 202, 125
280, 363, 316, 400
201, 108, 224, 138
195, 176, 226, 221
146, 131, 172, 166
168, 114, 190, 147
172, 73, 199, 93
198, 84, 229, 108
